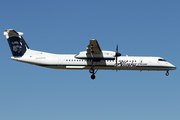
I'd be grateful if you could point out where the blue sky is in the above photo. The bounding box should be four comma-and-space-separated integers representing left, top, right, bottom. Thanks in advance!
0, 0, 180, 120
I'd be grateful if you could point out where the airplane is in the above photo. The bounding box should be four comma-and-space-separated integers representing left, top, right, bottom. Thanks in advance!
4, 29, 176, 79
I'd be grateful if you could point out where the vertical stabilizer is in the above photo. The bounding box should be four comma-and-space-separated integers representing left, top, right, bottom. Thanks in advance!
4, 29, 29, 57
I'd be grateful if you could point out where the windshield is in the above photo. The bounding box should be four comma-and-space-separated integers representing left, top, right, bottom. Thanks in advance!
158, 59, 166, 61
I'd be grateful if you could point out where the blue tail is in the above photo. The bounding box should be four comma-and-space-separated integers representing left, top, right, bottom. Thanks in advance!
4, 29, 29, 57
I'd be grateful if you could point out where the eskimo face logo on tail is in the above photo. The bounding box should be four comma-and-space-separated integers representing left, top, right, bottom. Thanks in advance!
7, 36, 27, 57
11, 41, 22, 53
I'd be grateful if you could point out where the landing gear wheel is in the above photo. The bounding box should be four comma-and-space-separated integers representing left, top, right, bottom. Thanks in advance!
91, 74, 95, 80
166, 70, 169, 76
89, 68, 94, 73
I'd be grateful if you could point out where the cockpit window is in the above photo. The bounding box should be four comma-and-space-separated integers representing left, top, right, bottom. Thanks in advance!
158, 59, 166, 61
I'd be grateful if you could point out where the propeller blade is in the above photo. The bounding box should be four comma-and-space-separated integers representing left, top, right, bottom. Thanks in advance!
116, 44, 118, 52
115, 44, 121, 57
115, 44, 121, 66
116, 56, 117, 66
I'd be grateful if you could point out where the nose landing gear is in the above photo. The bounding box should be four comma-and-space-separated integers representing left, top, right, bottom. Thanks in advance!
166, 70, 169, 76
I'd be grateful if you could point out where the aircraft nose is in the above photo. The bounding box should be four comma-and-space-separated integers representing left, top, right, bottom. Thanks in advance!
170, 64, 176, 70
167, 62, 176, 70
172, 66, 177, 70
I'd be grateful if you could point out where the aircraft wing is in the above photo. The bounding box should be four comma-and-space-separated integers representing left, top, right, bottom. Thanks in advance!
75, 39, 115, 60
87, 39, 102, 54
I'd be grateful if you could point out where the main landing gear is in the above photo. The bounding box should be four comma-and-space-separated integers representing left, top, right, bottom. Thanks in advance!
89, 68, 98, 80
166, 70, 169, 76
89, 60, 98, 80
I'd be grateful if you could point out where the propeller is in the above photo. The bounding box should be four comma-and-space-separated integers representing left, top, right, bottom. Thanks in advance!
115, 44, 121, 66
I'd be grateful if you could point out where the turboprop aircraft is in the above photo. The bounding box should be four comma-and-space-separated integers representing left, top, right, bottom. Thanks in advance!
4, 29, 176, 79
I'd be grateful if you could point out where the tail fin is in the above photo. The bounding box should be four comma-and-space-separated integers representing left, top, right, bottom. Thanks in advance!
4, 29, 29, 57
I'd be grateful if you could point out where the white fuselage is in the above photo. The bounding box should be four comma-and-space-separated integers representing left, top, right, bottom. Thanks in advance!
11, 49, 176, 71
